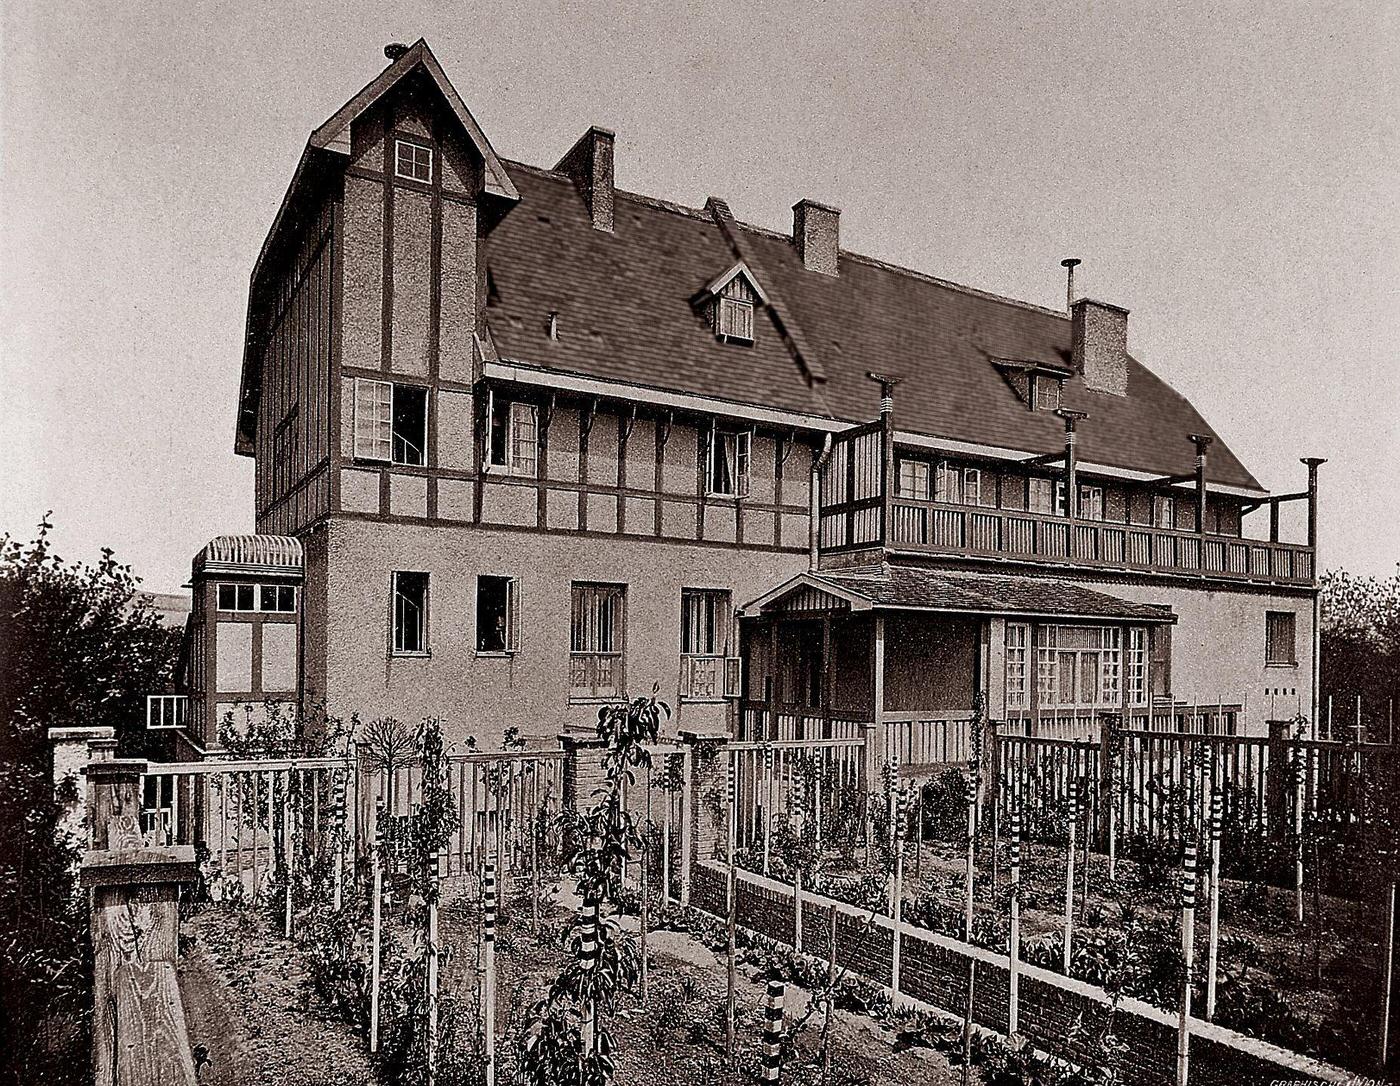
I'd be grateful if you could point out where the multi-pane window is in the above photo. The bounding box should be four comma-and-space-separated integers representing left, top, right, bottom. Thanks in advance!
570, 583, 625, 698
1036, 626, 1122, 708
394, 139, 433, 183
1029, 374, 1061, 412
1153, 495, 1176, 529
476, 575, 519, 654
1029, 477, 1066, 516
354, 379, 427, 466
717, 296, 754, 341
708, 426, 751, 497
897, 459, 930, 499
218, 583, 295, 613
1005, 623, 1030, 710
1266, 611, 1297, 666
487, 396, 538, 477
392, 572, 429, 655
1126, 627, 1148, 706
1078, 485, 1104, 520
680, 589, 733, 700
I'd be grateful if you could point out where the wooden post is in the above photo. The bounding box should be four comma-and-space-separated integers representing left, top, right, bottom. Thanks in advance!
1063, 776, 1078, 975
891, 786, 908, 996
1205, 788, 1223, 1020
579, 896, 599, 1054
662, 770, 673, 903
726, 753, 738, 1064
1008, 803, 1022, 1038
1294, 743, 1306, 925
762, 973, 785, 1084
681, 746, 694, 905
1177, 841, 1198, 1086
282, 776, 294, 939
793, 865, 803, 954
961, 771, 977, 1082
762, 743, 774, 877
484, 855, 497, 1086
82, 844, 200, 1086
427, 847, 443, 1086
333, 770, 346, 912
531, 781, 541, 935
1100, 712, 1119, 882
1382, 880, 1396, 1070
640, 829, 650, 1004
370, 800, 384, 1054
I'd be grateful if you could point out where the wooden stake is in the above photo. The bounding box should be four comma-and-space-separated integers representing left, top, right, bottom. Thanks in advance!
1205, 789, 1223, 1020
762, 972, 785, 1083
891, 786, 908, 995
1177, 841, 1198, 1086
332, 771, 345, 913
726, 755, 738, 1064
1063, 776, 1078, 975
370, 800, 384, 1054
640, 830, 650, 1004
961, 772, 977, 1083
283, 775, 294, 938
1008, 803, 1021, 1038
579, 896, 598, 1054
427, 847, 442, 1086
1382, 880, 1396, 1070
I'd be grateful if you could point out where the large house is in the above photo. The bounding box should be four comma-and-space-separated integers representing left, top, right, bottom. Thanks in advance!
170, 39, 1320, 758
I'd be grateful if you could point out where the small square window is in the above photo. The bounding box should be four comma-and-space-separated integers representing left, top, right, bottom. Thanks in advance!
394, 139, 432, 184
716, 296, 754, 341
259, 585, 296, 613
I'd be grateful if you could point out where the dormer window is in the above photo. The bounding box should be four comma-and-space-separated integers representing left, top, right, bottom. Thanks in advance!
1029, 374, 1061, 412
394, 139, 433, 184
701, 262, 767, 344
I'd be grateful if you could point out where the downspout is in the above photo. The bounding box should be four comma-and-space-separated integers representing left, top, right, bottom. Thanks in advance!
810, 433, 834, 571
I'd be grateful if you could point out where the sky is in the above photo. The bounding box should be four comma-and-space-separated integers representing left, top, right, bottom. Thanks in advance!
3, 0, 1397, 594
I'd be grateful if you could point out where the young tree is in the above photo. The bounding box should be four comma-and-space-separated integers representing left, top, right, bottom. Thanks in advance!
0, 517, 181, 1085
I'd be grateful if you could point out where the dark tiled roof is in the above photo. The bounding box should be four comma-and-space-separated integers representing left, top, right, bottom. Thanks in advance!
484, 164, 1262, 491
811, 564, 1176, 623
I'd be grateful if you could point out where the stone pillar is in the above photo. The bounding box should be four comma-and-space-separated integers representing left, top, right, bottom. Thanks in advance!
82, 844, 198, 1085
84, 758, 148, 851
679, 730, 729, 867
49, 726, 116, 850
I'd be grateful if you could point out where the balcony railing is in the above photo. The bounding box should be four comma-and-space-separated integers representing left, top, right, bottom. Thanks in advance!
884, 499, 1314, 586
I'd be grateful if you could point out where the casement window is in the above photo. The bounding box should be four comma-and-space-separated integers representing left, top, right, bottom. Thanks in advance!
394, 139, 433, 184
1005, 623, 1030, 711
680, 589, 740, 700
570, 583, 625, 699
897, 459, 931, 500
354, 379, 427, 466
1078, 485, 1104, 521
217, 583, 295, 613
1036, 625, 1122, 708
707, 425, 751, 497
1029, 374, 1061, 412
1153, 495, 1176, 529
716, 296, 754, 342
391, 572, 429, 655
1126, 627, 1149, 707
486, 393, 538, 477
1266, 611, 1297, 666
1028, 476, 1067, 516
475, 575, 519, 654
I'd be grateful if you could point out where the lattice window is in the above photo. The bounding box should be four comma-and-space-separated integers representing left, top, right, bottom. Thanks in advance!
394, 139, 433, 183
1126, 627, 1148, 706
1005, 623, 1030, 710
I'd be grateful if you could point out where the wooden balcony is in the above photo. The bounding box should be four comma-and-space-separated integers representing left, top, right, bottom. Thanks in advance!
881, 499, 1314, 587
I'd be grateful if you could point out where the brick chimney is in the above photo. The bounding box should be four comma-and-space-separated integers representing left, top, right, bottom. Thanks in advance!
1071, 298, 1130, 397
555, 127, 615, 232
793, 200, 839, 275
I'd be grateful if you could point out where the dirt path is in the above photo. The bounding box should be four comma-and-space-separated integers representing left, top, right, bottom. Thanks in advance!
177, 907, 376, 1086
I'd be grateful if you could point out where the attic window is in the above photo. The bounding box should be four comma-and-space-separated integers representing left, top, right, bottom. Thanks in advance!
1029, 374, 1061, 412
711, 271, 759, 343
395, 139, 433, 184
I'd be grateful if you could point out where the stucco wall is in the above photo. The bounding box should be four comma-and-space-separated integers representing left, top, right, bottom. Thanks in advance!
314, 518, 808, 749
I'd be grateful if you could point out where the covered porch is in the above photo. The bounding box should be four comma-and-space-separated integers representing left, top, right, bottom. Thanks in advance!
738, 562, 1180, 772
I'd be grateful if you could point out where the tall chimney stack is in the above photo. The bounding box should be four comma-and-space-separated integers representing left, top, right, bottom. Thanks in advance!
555, 127, 615, 232
1071, 298, 1130, 397
793, 200, 840, 276
1061, 258, 1082, 312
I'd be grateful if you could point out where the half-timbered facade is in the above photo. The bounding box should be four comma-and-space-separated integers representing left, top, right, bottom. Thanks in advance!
175, 39, 1319, 754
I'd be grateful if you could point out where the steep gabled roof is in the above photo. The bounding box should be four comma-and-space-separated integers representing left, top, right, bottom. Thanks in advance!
483, 167, 1264, 493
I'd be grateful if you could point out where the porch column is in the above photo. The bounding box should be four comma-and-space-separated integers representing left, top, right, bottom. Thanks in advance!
1059, 410, 1088, 520
1302, 457, 1326, 731
1190, 434, 1213, 533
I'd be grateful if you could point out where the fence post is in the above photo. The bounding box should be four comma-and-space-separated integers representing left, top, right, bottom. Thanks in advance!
370, 800, 384, 1054
332, 769, 346, 912
1265, 720, 1289, 838
891, 785, 908, 997
1177, 841, 1198, 1086
762, 972, 785, 1084
1008, 803, 1021, 1038
83, 758, 148, 850
1205, 788, 1223, 1020
483, 854, 497, 1086
726, 751, 738, 1064
427, 845, 443, 1086
961, 768, 978, 1081
82, 842, 199, 1086
1098, 712, 1121, 880
1063, 776, 1078, 976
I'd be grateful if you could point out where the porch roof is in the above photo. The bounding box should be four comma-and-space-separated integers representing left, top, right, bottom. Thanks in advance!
745, 564, 1176, 624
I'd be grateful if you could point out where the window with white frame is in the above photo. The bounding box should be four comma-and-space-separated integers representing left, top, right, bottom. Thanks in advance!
1005, 623, 1030, 711
570, 583, 625, 698
1029, 476, 1066, 516
934, 461, 962, 503
354, 379, 426, 466
1078, 484, 1104, 521
394, 139, 433, 183
1126, 627, 1148, 706
1035, 625, 1123, 708
218, 583, 295, 613
476, 575, 519, 654
487, 394, 538, 477
680, 589, 734, 700
391, 571, 429, 655
707, 426, 751, 497
1153, 495, 1176, 529
897, 458, 930, 500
